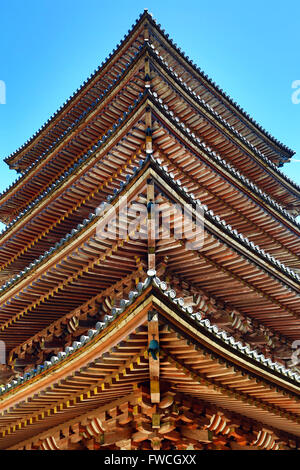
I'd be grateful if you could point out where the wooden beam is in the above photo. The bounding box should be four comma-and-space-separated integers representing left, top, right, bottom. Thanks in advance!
147, 177, 155, 271
100, 428, 132, 446
148, 311, 160, 403
180, 427, 212, 443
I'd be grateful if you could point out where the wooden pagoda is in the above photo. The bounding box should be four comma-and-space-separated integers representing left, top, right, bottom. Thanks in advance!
0, 10, 299, 451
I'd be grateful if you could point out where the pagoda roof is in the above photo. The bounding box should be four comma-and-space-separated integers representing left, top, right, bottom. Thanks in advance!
3, 10, 295, 175
0, 156, 299, 355
0, 11, 299, 451
0, 94, 299, 286
1, 41, 300, 225
2, 275, 299, 394
0, 275, 299, 449
1, 155, 299, 297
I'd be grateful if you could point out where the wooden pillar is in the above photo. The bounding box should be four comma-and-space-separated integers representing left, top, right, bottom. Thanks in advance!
144, 21, 150, 42
145, 56, 151, 89
145, 106, 152, 154
147, 177, 156, 272
148, 311, 160, 403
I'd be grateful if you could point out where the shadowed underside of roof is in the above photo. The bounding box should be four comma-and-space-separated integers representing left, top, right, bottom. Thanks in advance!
0, 276, 299, 449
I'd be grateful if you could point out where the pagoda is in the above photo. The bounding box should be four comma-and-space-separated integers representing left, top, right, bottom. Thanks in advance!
0, 10, 299, 451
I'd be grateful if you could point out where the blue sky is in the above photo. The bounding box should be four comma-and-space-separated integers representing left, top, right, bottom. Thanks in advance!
0, 0, 299, 227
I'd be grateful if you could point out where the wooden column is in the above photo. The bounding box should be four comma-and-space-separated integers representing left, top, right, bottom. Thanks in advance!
148, 311, 160, 403
144, 56, 151, 89
147, 177, 155, 272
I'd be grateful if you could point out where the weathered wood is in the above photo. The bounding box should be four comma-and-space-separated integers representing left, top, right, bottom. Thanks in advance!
100, 428, 132, 446
230, 442, 260, 451
180, 427, 212, 443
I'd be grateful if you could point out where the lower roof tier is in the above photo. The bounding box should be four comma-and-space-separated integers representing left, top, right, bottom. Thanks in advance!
0, 279, 299, 449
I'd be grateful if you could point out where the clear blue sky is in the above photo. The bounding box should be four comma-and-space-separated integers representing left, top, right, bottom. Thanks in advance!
0, 0, 299, 227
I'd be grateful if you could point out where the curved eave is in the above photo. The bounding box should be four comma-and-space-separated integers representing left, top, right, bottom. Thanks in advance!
150, 98, 300, 234
3, 11, 150, 170
0, 159, 299, 307
146, 14, 295, 162
148, 49, 300, 206
0, 48, 148, 216
0, 95, 299, 281
0, 285, 299, 449
0, 160, 299, 354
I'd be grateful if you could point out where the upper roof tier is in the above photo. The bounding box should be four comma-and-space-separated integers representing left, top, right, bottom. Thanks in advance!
3, 10, 295, 173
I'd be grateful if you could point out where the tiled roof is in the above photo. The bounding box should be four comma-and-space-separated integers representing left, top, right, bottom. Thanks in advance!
148, 44, 300, 194
0, 91, 147, 238
0, 44, 146, 203
0, 151, 299, 301
1, 271, 299, 398
146, 11, 294, 158
1, 90, 299, 247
